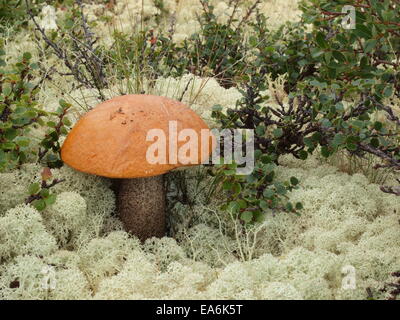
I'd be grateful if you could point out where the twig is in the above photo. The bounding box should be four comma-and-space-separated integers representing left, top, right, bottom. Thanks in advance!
25, 178, 65, 205
25, 0, 108, 101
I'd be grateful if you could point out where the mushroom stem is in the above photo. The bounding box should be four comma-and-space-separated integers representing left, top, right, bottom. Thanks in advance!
117, 175, 166, 241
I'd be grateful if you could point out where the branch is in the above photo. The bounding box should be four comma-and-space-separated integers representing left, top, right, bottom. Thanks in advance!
25, 0, 108, 101
25, 178, 65, 205
380, 184, 400, 196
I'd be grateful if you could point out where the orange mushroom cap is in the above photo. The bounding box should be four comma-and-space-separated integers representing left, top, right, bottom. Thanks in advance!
61, 95, 214, 178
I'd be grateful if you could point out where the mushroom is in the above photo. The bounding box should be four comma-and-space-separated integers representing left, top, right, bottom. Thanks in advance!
61, 95, 213, 241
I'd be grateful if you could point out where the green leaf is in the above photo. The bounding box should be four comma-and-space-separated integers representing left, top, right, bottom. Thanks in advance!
60, 126, 68, 135
359, 56, 368, 68
59, 99, 70, 109
260, 200, 269, 210
331, 133, 345, 147
324, 51, 332, 64
212, 105, 223, 112
4, 128, 17, 141
315, 32, 328, 49
40, 189, 50, 198
15, 137, 30, 147
28, 182, 40, 195
23, 52, 32, 60
253, 211, 265, 223
304, 137, 314, 148
346, 143, 357, 151
275, 183, 287, 195
309, 79, 321, 87
228, 201, 240, 213
312, 132, 322, 143
346, 135, 360, 144
321, 146, 330, 158
295, 202, 303, 210
373, 121, 383, 131
64, 19, 74, 29
224, 169, 236, 176
3, 84, 12, 96
237, 199, 247, 209
62, 117, 72, 126
263, 188, 274, 199
240, 211, 253, 223
320, 118, 331, 128
1, 142, 15, 150
260, 154, 272, 164
298, 150, 308, 160
286, 202, 293, 211
332, 51, 346, 63
44, 194, 56, 206
222, 181, 232, 190
355, 24, 372, 39
33, 199, 46, 211
255, 125, 265, 136
232, 182, 241, 194
311, 48, 324, 58
370, 137, 379, 148
273, 128, 283, 138
364, 39, 377, 53
383, 86, 393, 98
290, 176, 299, 186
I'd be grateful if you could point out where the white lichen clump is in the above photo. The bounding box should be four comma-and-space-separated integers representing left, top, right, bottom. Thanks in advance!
1, 154, 399, 300
0, 205, 57, 260
39, 5, 58, 31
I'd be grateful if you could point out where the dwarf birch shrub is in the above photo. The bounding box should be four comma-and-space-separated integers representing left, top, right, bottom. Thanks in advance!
210, 0, 400, 224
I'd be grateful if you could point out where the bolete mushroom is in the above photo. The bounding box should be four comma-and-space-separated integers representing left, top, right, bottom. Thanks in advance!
61, 94, 213, 241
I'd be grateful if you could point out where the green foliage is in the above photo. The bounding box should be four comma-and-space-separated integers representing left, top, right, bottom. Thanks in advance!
102, 0, 252, 91
213, 157, 302, 224
0, 46, 71, 172
295, 0, 399, 168
249, 17, 313, 92
28, 0, 109, 101
101, 0, 397, 223
104, 29, 175, 93
211, 77, 305, 223
210, 0, 400, 222
0, 1, 70, 33
109, 0, 260, 89
39, 99, 72, 168
0, 41, 71, 210
26, 167, 61, 211
0, 0, 27, 25
180, 1, 250, 88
